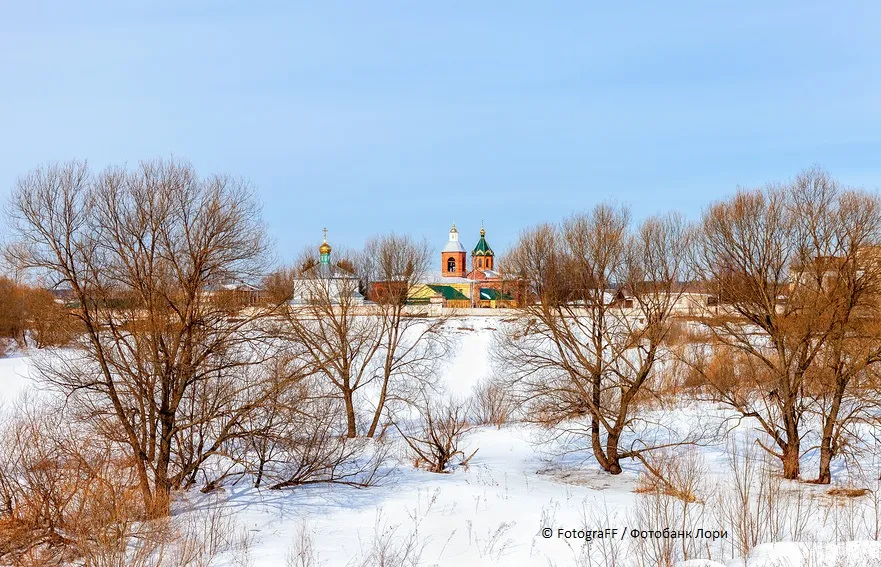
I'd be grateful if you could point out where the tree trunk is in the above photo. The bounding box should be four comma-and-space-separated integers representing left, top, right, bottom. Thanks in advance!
255, 460, 265, 488
781, 441, 800, 480
599, 431, 622, 475
151, 415, 174, 518
780, 395, 801, 480
367, 375, 389, 438
344, 390, 357, 438
816, 379, 846, 484
816, 445, 833, 484
816, 416, 837, 484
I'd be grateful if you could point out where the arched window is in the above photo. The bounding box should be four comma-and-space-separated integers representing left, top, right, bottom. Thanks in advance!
447, 257, 456, 272
478, 258, 483, 268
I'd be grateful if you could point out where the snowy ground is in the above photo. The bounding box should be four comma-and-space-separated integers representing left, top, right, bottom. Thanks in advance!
4, 317, 881, 566
0, 350, 34, 409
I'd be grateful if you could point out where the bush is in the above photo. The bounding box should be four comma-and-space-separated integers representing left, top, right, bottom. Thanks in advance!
0, 278, 77, 349
472, 376, 516, 428
396, 393, 478, 473
0, 399, 239, 566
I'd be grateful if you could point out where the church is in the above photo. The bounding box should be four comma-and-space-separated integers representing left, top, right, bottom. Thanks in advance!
409, 224, 517, 309
296, 225, 520, 309
290, 229, 366, 306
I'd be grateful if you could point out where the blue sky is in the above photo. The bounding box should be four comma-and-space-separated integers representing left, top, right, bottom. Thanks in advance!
2, 2, 880, 262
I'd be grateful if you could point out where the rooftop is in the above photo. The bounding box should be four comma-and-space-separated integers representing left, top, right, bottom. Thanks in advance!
420, 270, 476, 284
442, 240, 466, 253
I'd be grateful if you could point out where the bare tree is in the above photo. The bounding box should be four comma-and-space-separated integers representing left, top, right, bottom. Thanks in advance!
274, 234, 448, 439
6, 159, 284, 516
803, 192, 881, 483
692, 167, 881, 480
359, 233, 449, 437
275, 246, 381, 439
0, 277, 28, 346
499, 205, 693, 475
393, 390, 478, 473
222, 354, 388, 490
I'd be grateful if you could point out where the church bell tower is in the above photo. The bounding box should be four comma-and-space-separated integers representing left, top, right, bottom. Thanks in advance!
441, 223, 467, 278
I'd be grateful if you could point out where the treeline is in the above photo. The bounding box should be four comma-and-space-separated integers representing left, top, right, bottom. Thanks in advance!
0, 278, 77, 348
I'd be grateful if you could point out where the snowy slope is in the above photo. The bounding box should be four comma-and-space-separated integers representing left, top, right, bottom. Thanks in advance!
0, 352, 34, 409
4, 318, 881, 566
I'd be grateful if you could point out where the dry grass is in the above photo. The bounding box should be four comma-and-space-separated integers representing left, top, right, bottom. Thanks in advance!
635, 449, 707, 504
0, 399, 243, 566
471, 376, 517, 428
827, 486, 872, 498
633, 481, 699, 504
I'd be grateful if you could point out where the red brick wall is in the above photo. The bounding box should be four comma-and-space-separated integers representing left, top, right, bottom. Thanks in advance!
471, 255, 494, 271
441, 251, 466, 278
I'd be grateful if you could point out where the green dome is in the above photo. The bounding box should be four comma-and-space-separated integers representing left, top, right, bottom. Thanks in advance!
472, 228, 494, 256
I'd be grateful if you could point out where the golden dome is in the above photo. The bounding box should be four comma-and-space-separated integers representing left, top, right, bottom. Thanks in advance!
319, 227, 331, 255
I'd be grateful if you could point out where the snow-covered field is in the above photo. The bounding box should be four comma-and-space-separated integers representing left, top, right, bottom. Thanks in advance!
4, 317, 881, 566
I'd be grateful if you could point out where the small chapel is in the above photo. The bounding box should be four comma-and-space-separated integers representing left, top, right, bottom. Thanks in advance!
290, 229, 366, 305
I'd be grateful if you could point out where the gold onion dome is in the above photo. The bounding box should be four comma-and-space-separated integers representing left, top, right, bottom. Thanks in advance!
319, 227, 332, 255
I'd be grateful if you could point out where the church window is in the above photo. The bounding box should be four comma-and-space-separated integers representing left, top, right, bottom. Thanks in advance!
447, 257, 456, 272
478, 258, 483, 268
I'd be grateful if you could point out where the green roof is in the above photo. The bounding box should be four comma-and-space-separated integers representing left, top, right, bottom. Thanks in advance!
479, 288, 512, 301
472, 231, 494, 256
426, 284, 469, 300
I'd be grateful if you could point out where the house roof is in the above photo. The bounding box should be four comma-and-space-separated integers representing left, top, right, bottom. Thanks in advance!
479, 288, 512, 301
468, 269, 500, 280
302, 262, 359, 280
442, 240, 466, 253
420, 271, 476, 284
427, 284, 469, 301
204, 279, 264, 293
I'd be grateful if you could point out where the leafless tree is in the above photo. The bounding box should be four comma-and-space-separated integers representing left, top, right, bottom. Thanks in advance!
692, 167, 881, 480
222, 354, 389, 490
359, 234, 449, 437
5, 159, 286, 516
498, 205, 694, 475
393, 390, 478, 473
273, 247, 382, 439
273, 234, 448, 439
471, 375, 517, 428
801, 191, 881, 483
0, 277, 28, 346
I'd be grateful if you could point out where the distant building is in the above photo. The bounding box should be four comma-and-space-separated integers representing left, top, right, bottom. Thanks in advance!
203, 280, 266, 307
409, 224, 519, 308
291, 230, 366, 305
612, 282, 719, 317
441, 224, 467, 278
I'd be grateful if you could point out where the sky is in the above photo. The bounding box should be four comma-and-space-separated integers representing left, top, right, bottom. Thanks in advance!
1, 2, 880, 263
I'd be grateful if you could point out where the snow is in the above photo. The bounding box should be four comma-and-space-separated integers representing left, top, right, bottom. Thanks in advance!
178, 425, 636, 566
5, 317, 881, 566
0, 351, 35, 409
736, 541, 881, 566
440, 317, 494, 398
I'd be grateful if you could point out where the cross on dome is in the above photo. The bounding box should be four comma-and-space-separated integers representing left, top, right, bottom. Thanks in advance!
319, 227, 332, 259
